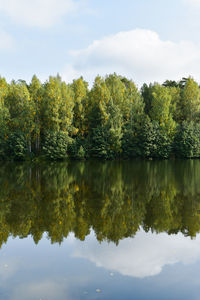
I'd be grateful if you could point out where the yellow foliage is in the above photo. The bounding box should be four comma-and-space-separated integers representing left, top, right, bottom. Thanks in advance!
75, 185, 79, 192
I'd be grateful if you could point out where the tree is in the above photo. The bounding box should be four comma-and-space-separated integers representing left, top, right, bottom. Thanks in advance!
59, 81, 74, 134
88, 75, 110, 128
0, 77, 9, 159
174, 121, 200, 158
5, 80, 35, 156
141, 83, 154, 116
41, 75, 63, 133
150, 84, 175, 132
88, 75, 124, 158
180, 77, 200, 122
28, 75, 43, 153
71, 77, 88, 136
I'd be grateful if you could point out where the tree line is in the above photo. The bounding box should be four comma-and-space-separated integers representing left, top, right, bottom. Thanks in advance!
0, 73, 200, 160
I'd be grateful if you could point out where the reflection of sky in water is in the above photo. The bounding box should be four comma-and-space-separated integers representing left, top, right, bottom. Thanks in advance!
1, 230, 200, 300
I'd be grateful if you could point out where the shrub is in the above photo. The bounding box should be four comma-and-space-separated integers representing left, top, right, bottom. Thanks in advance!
173, 121, 200, 158
140, 120, 172, 159
42, 131, 72, 160
7, 131, 28, 160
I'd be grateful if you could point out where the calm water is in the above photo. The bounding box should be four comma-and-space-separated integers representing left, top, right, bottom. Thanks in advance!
1, 159, 200, 299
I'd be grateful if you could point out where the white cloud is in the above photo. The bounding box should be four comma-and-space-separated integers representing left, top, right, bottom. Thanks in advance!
62, 29, 200, 86
0, 0, 80, 28
72, 230, 200, 278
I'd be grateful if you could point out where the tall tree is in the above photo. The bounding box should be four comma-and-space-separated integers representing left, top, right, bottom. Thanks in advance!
71, 77, 88, 136
150, 84, 176, 135
180, 77, 200, 122
29, 75, 43, 153
0, 77, 9, 158
41, 75, 62, 133
5, 80, 35, 157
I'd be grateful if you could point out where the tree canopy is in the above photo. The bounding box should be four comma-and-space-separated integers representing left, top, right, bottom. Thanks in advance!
0, 74, 200, 160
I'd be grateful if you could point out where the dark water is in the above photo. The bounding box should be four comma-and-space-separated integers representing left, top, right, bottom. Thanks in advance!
1, 160, 200, 299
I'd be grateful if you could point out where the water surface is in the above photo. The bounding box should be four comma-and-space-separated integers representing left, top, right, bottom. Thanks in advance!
1, 160, 200, 299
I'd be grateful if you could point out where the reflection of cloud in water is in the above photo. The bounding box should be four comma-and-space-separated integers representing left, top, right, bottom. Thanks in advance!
72, 230, 200, 278
12, 280, 70, 300
0, 257, 20, 281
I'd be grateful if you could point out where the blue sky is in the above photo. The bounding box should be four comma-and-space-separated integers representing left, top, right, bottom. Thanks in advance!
1, 0, 200, 86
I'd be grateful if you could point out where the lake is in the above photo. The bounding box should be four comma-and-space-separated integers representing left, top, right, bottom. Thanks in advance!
1, 159, 200, 300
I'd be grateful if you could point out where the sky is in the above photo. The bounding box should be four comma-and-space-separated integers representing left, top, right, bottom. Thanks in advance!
1, 0, 200, 86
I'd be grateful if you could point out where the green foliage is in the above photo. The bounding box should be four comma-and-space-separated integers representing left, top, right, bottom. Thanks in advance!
28, 75, 43, 153
174, 121, 200, 158
0, 132, 7, 159
76, 146, 85, 159
89, 100, 123, 159
140, 119, 172, 158
7, 131, 29, 160
42, 131, 72, 160
90, 126, 113, 159
0, 73, 200, 160
141, 83, 154, 115
179, 77, 200, 122
88, 75, 110, 128
121, 124, 142, 158
5, 81, 35, 134
41, 75, 74, 134
69, 138, 86, 160
71, 77, 88, 136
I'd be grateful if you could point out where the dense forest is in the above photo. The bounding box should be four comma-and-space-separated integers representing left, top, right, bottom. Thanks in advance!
0, 73, 200, 160
0, 160, 200, 247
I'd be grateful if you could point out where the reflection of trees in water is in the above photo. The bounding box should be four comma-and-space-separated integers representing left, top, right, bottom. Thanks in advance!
0, 160, 200, 248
